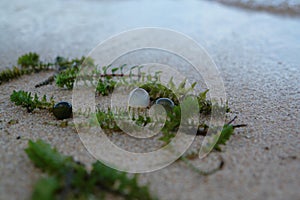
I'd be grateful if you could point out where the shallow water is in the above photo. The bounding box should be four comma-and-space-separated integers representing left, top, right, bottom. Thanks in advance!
213, 0, 300, 16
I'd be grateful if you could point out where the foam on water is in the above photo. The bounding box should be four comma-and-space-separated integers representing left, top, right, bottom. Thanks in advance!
213, 0, 300, 16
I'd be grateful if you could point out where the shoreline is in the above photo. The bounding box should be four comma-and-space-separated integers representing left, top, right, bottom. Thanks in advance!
211, 0, 300, 17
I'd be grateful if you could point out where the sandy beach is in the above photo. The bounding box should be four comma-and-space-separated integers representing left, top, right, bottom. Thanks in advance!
0, 0, 299, 199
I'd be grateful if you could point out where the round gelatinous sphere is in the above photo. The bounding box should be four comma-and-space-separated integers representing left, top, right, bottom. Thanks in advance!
128, 88, 150, 108
155, 98, 174, 112
53, 101, 72, 120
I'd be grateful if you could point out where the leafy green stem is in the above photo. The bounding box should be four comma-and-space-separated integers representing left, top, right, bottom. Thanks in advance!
25, 139, 157, 200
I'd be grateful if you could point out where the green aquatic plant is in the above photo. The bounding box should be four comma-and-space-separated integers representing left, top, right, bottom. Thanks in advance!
0, 53, 49, 85
51, 56, 85, 89
55, 66, 80, 89
9, 88, 240, 152
17, 52, 40, 68
213, 124, 234, 151
140, 82, 179, 104
96, 77, 117, 96
0, 52, 54, 85
54, 62, 118, 94
212, 117, 247, 151
35, 56, 86, 88
158, 105, 181, 143
7, 53, 245, 153
197, 89, 211, 114
18, 52, 52, 72
0, 52, 86, 86
0, 66, 31, 84
86, 103, 234, 152
10, 86, 237, 152
10, 90, 54, 112
25, 139, 157, 200
94, 108, 120, 131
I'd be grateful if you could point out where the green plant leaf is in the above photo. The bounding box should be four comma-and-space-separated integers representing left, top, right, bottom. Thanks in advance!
213, 124, 234, 151
10, 90, 54, 112
31, 177, 60, 200
25, 139, 157, 200
18, 52, 40, 69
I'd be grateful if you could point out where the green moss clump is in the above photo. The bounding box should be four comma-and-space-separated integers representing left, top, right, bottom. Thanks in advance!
0, 52, 52, 85
18, 52, 40, 68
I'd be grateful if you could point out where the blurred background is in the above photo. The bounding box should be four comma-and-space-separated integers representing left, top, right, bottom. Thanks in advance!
0, 0, 299, 68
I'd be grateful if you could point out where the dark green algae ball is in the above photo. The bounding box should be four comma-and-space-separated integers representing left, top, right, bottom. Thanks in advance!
53, 101, 72, 120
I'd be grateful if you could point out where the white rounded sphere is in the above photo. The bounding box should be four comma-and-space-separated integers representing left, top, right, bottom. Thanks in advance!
128, 88, 150, 108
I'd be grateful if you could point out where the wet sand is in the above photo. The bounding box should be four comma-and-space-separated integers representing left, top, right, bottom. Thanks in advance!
0, 0, 299, 200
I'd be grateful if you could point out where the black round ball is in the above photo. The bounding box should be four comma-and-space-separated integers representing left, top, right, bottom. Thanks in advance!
53, 101, 72, 120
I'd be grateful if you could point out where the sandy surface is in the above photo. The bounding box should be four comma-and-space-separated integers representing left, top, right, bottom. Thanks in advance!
0, 0, 300, 200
